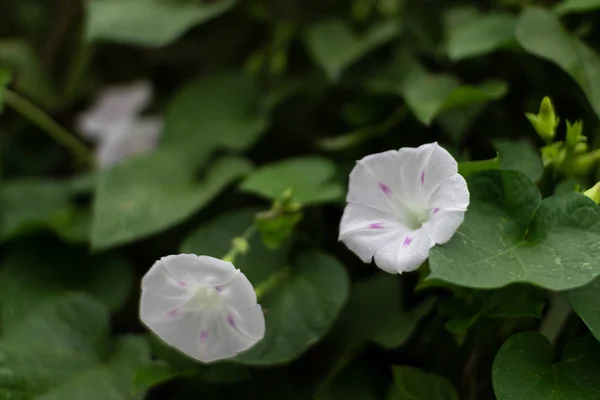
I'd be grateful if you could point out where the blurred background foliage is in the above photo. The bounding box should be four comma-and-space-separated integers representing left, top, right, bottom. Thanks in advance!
2, 0, 600, 399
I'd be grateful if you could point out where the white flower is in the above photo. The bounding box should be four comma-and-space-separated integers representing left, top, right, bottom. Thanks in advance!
140, 254, 265, 363
339, 142, 469, 274
76, 80, 163, 168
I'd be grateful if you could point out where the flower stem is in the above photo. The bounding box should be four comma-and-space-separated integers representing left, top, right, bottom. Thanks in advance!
539, 292, 572, 345
222, 224, 257, 264
3, 89, 93, 166
255, 266, 291, 300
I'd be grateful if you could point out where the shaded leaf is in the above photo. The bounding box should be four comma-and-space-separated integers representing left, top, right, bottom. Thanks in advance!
554, 0, 600, 15
493, 139, 544, 182
492, 333, 600, 399
388, 366, 459, 400
86, 0, 236, 47
458, 155, 500, 177
447, 13, 516, 61
568, 276, 600, 342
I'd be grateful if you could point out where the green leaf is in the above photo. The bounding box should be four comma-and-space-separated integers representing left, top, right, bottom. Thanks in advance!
429, 170, 600, 290
568, 276, 600, 342
388, 366, 459, 400
0, 66, 11, 113
516, 7, 600, 120
458, 154, 500, 177
256, 211, 303, 249
86, 0, 236, 47
554, 0, 600, 15
163, 72, 269, 153
0, 291, 151, 400
0, 239, 133, 320
240, 157, 344, 205
133, 361, 183, 393
447, 13, 516, 61
0, 180, 72, 241
91, 149, 252, 250
492, 332, 600, 399
336, 273, 434, 349
234, 250, 350, 365
493, 139, 544, 182
305, 18, 401, 81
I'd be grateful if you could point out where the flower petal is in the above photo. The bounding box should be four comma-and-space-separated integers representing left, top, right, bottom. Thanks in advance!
339, 202, 408, 238
228, 304, 266, 341
429, 174, 470, 210
220, 271, 258, 309
374, 227, 434, 273
161, 254, 237, 286
141, 258, 190, 296
423, 208, 466, 244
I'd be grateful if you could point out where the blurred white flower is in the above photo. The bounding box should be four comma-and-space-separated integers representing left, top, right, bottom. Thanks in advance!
339, 142, 469, 274
140, 254, 265, 363
76, 80, 163, 168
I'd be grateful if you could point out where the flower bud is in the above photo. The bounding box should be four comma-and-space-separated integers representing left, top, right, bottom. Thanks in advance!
526, 96, 560, 143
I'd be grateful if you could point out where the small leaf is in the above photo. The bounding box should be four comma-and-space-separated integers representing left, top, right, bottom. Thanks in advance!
429, 170, 600, 290
554, 0, 600, 15
516, 7, 600, 120
91, 150, 252, 250
86, 0, 236, 47
133, 362, 183, 393
447, 13, 516, 61
492, 333, 600, 399
305, 18, 401, 81
163, 72, 269, 153
568, 276, 600, 342
256, 211, 303, 249
493, 139, 544, 182
240, 157, 344, 205
388, 366, 459, 400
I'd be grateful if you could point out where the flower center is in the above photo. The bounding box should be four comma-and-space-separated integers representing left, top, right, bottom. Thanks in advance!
404, 206, 431, 230
190, 285, 222, 309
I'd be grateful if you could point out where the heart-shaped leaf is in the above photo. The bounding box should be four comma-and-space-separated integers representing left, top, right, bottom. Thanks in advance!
91, 149, 252, 250
387, 366, 459, 400
429, 170, 600, 290
492, 332, 600, 399
86, 0, 236, 47
516, 7, 600, 120
240, 157, 344, 205
493, 139, 543, 182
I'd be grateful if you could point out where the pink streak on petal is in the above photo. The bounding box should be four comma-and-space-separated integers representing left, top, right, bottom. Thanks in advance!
403, 236, 413, 247
369, 223, 384, 229
214, 285, 223, 292
227, 314, 236, 327
200, 330, 209, 342
420, 171, 425, 186
379, 182, 392, 195
177, 281, 187, 287
433, 208, 440, 214
167, 309, 178, 317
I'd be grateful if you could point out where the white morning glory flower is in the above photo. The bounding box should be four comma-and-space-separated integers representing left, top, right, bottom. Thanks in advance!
140, 254, 265, 363
339, 142, 470, 274
76, 80, 163, 168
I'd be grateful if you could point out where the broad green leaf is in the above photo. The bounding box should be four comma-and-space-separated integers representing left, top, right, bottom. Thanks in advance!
568, 276, 600, 342
133, 361, 183, 393
234, 250, 350, 365
305, 18, 401, 81
91, 149, 252, 249
335, 273, 435, 349
369, 53, 507, 125
0, 239, 133, 320
492, 332, 600, 399
240, 157, 344, 205
86, 0, 236, 47
0, 180, 71, 241
447, 13, 516, 61
387, 366, 459, 400
493, 139, 544, 182
0, 66, 11, 113
429, 170, 600, 290
181, 209, 289, 284
554, 0, 600, 15
516, 7, 600, 119
163, 72, 269, 153
458, 154, 500, 177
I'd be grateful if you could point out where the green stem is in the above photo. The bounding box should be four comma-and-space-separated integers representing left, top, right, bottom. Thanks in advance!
3, 89, 93, 166
539, 292, 572, 345
255, 266, 291, 300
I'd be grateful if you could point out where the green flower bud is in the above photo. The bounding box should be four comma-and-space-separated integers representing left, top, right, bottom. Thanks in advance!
526, 96, 560, 143
566, 120, 586, 148
583, 181, 600, 204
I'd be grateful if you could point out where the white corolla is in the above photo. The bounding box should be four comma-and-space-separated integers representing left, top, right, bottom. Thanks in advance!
76, 81, 163, 168
339, 142, 470, 273
140, 254, 265, 363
